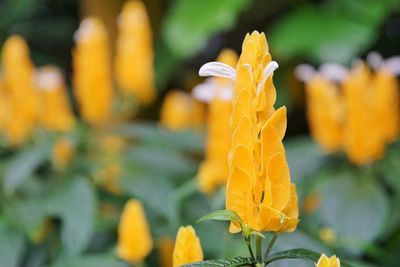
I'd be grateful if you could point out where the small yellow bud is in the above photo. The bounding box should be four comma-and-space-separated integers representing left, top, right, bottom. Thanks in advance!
173, 226, 203, 267
316, 254, 340, 267
117, 199, 153, 263
318, 227, 337, 245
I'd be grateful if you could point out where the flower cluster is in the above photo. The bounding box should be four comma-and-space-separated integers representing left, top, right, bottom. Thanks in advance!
298, 58, 399, 165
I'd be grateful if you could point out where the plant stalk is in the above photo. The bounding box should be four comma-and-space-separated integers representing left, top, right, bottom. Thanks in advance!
256, 235, 262, 263
263, 232, 279, 264
245, 237, 256, 261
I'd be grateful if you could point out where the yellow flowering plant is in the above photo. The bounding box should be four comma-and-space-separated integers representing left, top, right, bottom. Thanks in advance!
181, 31, 353, 267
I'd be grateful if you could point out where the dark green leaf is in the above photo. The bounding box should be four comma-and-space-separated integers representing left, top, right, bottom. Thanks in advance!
269, 6, 376, 64
114, 122, 205, 153
121, 174, 178, 227
318, 174, 389, 254
46, 177, 96, 256
162, 0, 250, 59
265, 249, 353, 267
52, 254, 129, 267
0, 221, 25, 267
3, 145, 49, 195
197, 210, 242, 224
181, 256, 255, 267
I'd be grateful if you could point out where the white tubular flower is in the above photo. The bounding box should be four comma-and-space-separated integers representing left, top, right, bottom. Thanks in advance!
256, 60, 279, 95
385, 56, 400, 76
199, 62, 236, 81
294, 64, 316, 82
320, 63, 348, 82
367, 51, 384, 70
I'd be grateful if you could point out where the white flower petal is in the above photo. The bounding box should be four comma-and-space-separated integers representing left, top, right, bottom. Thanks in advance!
199, 62, 236, 81
385, 56, 400, 75
256, 61, 278, 95
294, 64, 316, 82
320, 63, 348, 82
367, 51, 383, 70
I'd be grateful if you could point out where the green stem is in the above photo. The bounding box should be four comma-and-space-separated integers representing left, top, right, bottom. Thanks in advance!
256, 235, 262, 263
134, 261, 148, 267
263, 232, 279, 263
245, 237, 256, 260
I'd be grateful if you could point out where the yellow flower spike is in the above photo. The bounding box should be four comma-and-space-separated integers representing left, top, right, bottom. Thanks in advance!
173, 226, 203, 267
158, 237, 174, 267
316, 254, 340, 267
35, 66, 75, 131
342, 64, 386, 165
73, 17, 113, 124
52, 137, 75, 170
2, 34, 39, 145
305, 75, 343, 153
117, 199, 153, 263
160, 90, 205, 131
198, 31, 298, 233
372, 67, 399, 143
195, 49, 238, 193
115, 0, 155, 104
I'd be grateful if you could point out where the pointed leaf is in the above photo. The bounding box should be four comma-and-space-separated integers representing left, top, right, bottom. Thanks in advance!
181, 256, 255, 267
197, 210, 242, 225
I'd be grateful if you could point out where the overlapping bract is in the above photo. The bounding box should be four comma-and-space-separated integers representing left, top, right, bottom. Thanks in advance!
316, 254, 340, 267
305, 63, 399, 165
115, 0, 155, 104
226, 31, 298, 233
35, 66, 75, 131
117, 199, 153, 263
197, 49, 238, 193
160, 90, 205, 131
73, 18, 113, 124
172, 226, 203, 267
1, 35, 39, 145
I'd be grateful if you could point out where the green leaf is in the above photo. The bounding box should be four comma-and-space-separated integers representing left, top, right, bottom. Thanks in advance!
269, 5, 377, 64
180, 256, 255, 267
52, 254, 129, 267
318, 173, 389, 254
47, 177, 96, 256
162, 0, 250, 59
265, 249, 353, 267
124, 145, 196, 178
121, 174, 178, 227
3, 197, 47, 241
0, 221, 25, 267
110, 122, 205, 153
285, 136, 324, 182
3, 145, 49, 195
197, 210, 242, 225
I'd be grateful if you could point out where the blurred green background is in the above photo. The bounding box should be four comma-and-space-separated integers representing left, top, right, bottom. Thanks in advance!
1, 0, 400, 267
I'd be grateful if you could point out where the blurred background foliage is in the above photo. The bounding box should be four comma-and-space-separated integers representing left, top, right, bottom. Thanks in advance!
0, 0, 400, 267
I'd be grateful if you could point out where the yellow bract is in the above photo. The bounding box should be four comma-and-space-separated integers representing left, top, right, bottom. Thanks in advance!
117, 199, 153, 263
1, 35, 39, 145
52, 137, 74, 169
316, 254, 340, 267
115, 0, 155, 104
305, 75, 342, 153
73, 17, 113, 124
160, 90, 205, 131
305, 63, 399, 165
35, 66, 75, 131
197, 49, 237, 193
226, 31, 298, 233
173, 226, 203, 267
158, 237, 174, 267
